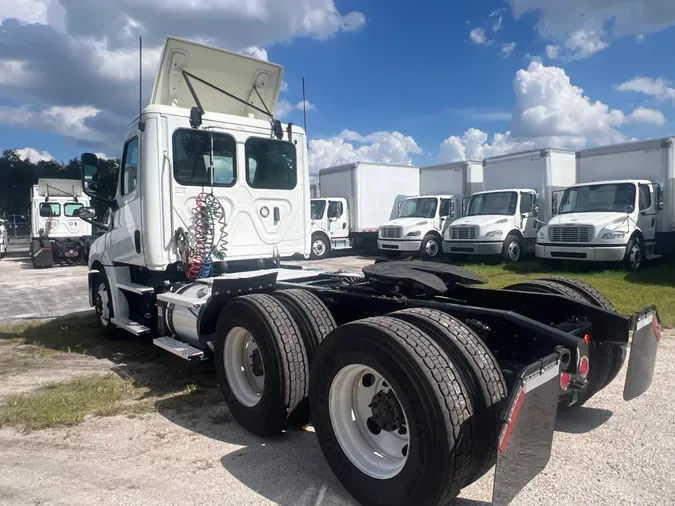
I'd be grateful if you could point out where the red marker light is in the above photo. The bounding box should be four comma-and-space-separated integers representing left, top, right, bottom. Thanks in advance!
584, 333, 590, 344
579, 355, 590, 378
560, 372, 570, 391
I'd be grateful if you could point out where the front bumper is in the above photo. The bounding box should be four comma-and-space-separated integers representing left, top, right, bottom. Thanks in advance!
535, 243, 626, 262
443, 240, 503, 255
377, 239, 422, 252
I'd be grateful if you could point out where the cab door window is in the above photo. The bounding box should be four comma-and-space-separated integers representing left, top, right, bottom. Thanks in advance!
121, 137, 139, 195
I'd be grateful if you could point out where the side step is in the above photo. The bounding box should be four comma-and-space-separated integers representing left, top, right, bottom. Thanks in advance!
156, 291, 208, 309
111, 317, 150, 336
153, 336, 204, 360
116, 281, 154, 294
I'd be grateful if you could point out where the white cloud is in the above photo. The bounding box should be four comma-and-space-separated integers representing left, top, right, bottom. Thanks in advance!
636, 33, 645, 43
439, 61, 662, 162
0, 60, 33, 86
308, 130, 422, 172
296, 100, 316, 111
493, 16, 503, 32
15, 147, 54, 163
630, 107, 666, 125
469, 28, 488, 45
1, 0, 49, 25
617, 77, 675, 102
508, 0, 675, 58
0, 105, 101, 142
280, 80, 289, 92
274, 99, 294, 119
500, 42, 517, 57
545, 45, 559, 59
242, 46, 268, 61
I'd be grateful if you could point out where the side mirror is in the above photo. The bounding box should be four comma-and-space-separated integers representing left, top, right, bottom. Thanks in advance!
533, 205, 539, 217
76, 207, 96, 220
552, 206, 558, 216
625, 204, 635, 214
81, 153, 118, 207
656, 185, 665, 211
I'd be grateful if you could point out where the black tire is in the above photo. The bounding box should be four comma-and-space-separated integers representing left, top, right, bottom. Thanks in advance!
420, 234, 441, 258
623, 235, 645, 271
504, 279, 613, 410
502, 234, 523, 263
94, 270, 120, 340
215, 294, 309, 437
309, 316, 473, 506
310, 233, 330, 260
538, 276, 626, 390
388, 308, 506, 485
272, 289, 336, 427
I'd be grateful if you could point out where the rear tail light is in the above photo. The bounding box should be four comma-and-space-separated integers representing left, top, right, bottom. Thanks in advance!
579, 355, 590, 378
560, 372, 571, 391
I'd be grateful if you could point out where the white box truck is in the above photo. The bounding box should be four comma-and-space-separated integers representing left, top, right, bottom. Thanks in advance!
310, 162, 419, 258
0, 217, 7, 259
444, 148, 576, 262
536, 137, 674, 270
377, 160, 484, 258
73, 36, 660, 506
29, 178, 94, 268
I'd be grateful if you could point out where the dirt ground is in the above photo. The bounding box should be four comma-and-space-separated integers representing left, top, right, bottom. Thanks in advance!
1, 244, 674, 506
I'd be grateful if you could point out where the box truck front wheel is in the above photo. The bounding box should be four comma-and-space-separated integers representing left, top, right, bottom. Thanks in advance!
309, 317, 473, 506
94, 271, 120, 340
420, 234, 441, 258
624, 236, 645, 271
310, 233, 330, 260
214, 294, 309, 437
503, 235, 523, 263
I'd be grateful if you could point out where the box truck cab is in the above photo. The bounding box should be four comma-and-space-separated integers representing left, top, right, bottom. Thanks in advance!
536, 138, 675, 270
444, 149, 576, 262
313, 162, 419, 259
378, 160, 483, 258
29, 179, 93, 268
0, 218, 7, 259
310, 196, 349, 258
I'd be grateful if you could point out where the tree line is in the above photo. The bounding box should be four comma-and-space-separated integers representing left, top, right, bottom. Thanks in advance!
0, 149, 120, 216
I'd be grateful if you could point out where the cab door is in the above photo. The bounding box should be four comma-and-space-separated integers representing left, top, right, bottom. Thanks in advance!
327, 199, 349, 239
520, 191, 538, 240
637, 183, 657, 241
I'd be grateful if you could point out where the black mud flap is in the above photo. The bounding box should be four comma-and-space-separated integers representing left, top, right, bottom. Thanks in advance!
33, 243, 54, 267
624, 307, 661, 401
492, 352, 564, 506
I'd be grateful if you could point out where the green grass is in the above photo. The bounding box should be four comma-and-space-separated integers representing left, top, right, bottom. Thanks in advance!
455, 259, 675, 328
0, 374, 149, 431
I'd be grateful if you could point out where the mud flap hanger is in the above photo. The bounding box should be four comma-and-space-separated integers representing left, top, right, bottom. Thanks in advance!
491, 347, 569, 506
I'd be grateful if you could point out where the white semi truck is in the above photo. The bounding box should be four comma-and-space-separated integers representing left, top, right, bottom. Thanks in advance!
310, 162, 419, 259
77, 36, 660, 506
377, 160, 483, 258
444, 149, 576, 262
536, 137, 674, 270
29, 178, 94, 268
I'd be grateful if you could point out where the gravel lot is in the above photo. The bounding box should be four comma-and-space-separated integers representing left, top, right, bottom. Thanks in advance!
0, 244, 673, 506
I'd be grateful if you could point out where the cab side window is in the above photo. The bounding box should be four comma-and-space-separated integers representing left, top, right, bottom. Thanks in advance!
520, 193, 534, 213
440, 199, 453, 217
121, 137, 139, 196
328, 200, 343, 218
639, 184, 651, 211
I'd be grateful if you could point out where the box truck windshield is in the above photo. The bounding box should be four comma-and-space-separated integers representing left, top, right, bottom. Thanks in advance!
559, 183, 636, 214
466, 191, 518, 216
399, 197, 437, 218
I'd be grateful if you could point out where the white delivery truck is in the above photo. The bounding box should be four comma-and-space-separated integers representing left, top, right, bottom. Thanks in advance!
536, 137, 674, 270
377, 160, 483, 258
311, 162, 419, 258
444, 148, 576, 262
0, 217, 7, 259
75, 37, 660, 506
29, 178, 94, 268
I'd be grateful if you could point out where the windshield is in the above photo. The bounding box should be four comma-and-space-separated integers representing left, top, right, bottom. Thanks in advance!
398, 198, 438, 218
311, 200, 326, 220
64, 203, 84, 217
559, 183, 636, 214
466, 192, 518, 216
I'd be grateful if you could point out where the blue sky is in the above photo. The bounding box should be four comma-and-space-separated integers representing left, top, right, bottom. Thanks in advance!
1, 0, 674, 170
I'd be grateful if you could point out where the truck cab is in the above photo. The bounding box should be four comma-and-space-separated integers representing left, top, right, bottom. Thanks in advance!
444, 189, 539, 262
0, 218, 7, 259
310, 197, 349, 258
378, 194, 457, 258
29, 179, 93, 267
536, 179, 664, 270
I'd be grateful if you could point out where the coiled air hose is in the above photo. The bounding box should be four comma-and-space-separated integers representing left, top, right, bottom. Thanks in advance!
186, 192, 228, 280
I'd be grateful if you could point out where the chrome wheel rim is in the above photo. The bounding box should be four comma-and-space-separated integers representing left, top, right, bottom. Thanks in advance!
629, 244, 642, 269
96, 282, 110, 326
312, 239, 327, 257
224, 327, 265, 407
508, 241, 521, 261
329, 364, 410, 480
425, 239, 439, 257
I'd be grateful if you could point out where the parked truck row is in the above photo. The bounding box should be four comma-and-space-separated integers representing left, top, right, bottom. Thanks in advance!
311, 138, 675, 270
72, 37, 659, 506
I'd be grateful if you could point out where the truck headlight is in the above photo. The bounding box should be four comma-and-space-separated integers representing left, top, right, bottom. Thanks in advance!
485, 230, 503, 238
537, 229, 545, 239
602, 231, 626, 239
407, 230, 422, 237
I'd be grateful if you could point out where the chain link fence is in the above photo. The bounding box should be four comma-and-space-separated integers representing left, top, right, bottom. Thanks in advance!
0, 212, 30, 239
